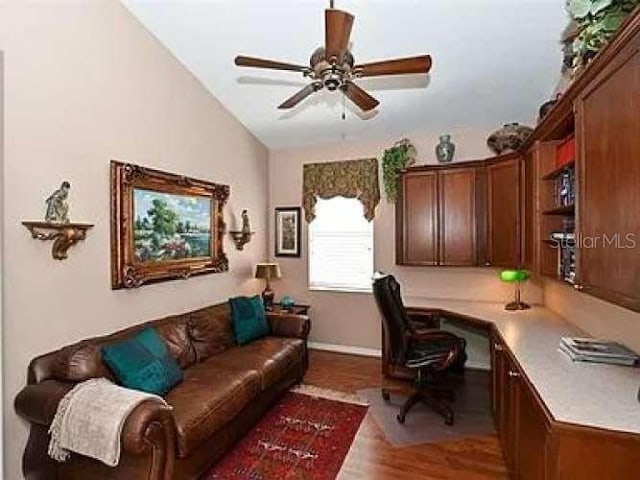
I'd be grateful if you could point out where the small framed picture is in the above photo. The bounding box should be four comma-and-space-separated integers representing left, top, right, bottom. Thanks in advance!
275, 207, 301, 257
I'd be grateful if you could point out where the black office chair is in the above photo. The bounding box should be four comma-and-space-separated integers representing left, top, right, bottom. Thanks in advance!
372, 273, 467, 425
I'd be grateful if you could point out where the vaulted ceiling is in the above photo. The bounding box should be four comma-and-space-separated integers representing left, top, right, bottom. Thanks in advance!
123, 0, 568, 149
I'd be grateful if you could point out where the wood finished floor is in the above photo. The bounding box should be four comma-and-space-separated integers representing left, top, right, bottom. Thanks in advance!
304, 350, 508, 480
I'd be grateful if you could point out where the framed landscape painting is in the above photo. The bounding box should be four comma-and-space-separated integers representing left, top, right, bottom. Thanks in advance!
111, 160, 229, 289
275, 207, 301, 257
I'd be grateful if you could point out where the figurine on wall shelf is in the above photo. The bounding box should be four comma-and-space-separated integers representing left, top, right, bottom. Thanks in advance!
45, 181, 71, 224
241, 209, 251, 235
229, 209, 255, 250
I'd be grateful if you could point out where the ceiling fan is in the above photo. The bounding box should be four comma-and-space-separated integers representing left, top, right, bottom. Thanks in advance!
234, 1, 432, 112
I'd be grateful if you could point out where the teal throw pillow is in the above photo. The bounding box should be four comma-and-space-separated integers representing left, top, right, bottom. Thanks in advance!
101, 327, 183, 396
229, 295, 269, 345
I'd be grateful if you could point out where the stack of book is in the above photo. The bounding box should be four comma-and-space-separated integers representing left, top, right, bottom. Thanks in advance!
559, 337, 640, 366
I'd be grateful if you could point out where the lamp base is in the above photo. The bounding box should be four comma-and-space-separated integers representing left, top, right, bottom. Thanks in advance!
504, 301, 531, 311
262, 287, 275, 309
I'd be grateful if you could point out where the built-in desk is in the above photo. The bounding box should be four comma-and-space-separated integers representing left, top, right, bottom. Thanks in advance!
401, 298, 640, 480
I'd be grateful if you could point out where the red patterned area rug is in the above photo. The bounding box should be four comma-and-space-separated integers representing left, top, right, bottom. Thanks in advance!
203, 385, 368, 480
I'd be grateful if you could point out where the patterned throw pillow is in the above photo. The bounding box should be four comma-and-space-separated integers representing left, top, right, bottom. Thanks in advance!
229, 295, 270, 345
101, 328, 183, 396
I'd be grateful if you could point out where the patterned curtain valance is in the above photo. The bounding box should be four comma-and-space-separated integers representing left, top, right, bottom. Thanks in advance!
302, 158, 380, 223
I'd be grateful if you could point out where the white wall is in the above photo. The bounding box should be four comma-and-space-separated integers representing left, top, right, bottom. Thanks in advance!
1, 2, 268, 479
1, 49, 5, 478
544, 279, 640, 352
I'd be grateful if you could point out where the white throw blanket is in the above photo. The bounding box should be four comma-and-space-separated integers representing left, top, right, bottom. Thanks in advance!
48, 378, 169, 466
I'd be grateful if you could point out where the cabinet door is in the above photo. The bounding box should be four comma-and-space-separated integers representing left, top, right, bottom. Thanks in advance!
439, 167, 478, 265
517, 377, 550, 480
397, 171, 439, 265
575, 40, 640, 312
502, 354, 520, 475
522, 149, 537, 271
487, 157, 521, 268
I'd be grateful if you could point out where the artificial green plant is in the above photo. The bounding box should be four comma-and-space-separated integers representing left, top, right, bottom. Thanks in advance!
381, 138, 417, 202
567, 0, 639, 68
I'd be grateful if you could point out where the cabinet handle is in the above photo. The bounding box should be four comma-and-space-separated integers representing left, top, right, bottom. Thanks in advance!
508, 370, 521, 378
573, 284, 584, 291
494, 343, 503, 351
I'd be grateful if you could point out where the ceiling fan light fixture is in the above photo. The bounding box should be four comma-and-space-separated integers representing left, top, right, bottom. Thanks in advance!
233, 4, 432, 112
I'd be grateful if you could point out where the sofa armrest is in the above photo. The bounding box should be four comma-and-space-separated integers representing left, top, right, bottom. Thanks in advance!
15, 379, 74, 426
15, 380, 175, 456
267, 312, 310, 339
121, 399, 175, 456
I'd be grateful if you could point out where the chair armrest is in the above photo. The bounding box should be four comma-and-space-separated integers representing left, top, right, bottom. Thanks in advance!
404, 307, 440, 329
15, 379, 74, 426
406, 329, 462, 344
405, 330, 466, 371
267, 312, 310, 339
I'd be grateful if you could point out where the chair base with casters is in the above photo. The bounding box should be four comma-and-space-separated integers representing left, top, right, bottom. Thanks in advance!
381, 364, 460, 426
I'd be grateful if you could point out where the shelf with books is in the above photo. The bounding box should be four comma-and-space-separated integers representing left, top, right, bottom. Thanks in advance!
542, 204, 575, 216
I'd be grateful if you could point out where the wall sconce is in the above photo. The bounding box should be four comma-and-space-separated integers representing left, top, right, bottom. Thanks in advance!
229, 209, 254, 250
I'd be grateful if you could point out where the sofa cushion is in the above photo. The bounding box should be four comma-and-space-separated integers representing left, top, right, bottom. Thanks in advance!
187, 304, 235, 362
212, 337, 304, 390
52, 341, 114, 383
166, 360, 260, 458
155, 316, 197, 369
229, 295, 269, 345
101, 328, 183, 396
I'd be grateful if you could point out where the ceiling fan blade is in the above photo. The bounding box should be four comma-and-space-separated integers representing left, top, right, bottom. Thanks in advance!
278, 83, 322, 109
341, 82, 379, 112
234, 55, 308, 73
355, 55, 432, 77
325, 9, 354, 62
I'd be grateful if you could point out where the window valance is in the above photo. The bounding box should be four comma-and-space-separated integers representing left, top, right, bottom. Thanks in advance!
302, 158, 380, 223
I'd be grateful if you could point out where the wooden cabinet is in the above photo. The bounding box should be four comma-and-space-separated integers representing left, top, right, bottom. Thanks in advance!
487, 155, 521, 268
396, 156, 520, 268
521, 149, 537, 271
490, 330, 640, 480
438, 167, 478, 266
492, 333, 551, 479
397, 171, 439, 265
517, 376, 550, 480
397, 165, 479, 266
574, 31, 640, 311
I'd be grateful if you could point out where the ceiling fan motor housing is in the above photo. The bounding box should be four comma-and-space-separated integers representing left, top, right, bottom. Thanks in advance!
310, 46, 355, 91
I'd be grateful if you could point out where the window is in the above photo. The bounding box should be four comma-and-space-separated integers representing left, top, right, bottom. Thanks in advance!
308, 196, 374, 292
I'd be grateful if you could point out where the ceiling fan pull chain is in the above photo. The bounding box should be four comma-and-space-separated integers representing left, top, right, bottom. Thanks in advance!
342, 93, 346, 120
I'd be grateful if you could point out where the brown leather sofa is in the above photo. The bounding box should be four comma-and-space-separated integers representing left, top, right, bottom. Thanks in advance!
15, 302, 310, 480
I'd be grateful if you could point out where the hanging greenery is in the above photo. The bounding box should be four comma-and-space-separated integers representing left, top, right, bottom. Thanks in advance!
567, 0, 639, 69
381, 138, 417, 202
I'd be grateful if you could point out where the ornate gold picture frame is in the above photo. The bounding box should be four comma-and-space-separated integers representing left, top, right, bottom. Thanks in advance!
111, 160, 229, 289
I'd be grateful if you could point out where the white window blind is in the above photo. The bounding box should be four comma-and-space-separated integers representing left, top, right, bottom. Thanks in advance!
308, 196, 374, 292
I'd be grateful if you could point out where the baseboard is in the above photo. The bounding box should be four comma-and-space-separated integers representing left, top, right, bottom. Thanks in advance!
308, 341, 490, 371
308, 341, 382, 358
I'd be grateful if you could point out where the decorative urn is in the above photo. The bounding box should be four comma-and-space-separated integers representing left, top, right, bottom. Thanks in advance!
487, 123, 534, 154
435, 134, 455, 163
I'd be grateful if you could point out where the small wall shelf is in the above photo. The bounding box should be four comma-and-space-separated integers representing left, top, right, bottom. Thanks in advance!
229, 230, 254, 251
542, 160, 576, 180
22, 221, 93, 260
542, 205, 575, 216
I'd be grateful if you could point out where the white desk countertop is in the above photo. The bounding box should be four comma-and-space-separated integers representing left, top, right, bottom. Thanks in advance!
404, 297, 640, 435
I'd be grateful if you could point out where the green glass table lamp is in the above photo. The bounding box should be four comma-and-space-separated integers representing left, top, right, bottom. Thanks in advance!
500, 269, 531, 311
